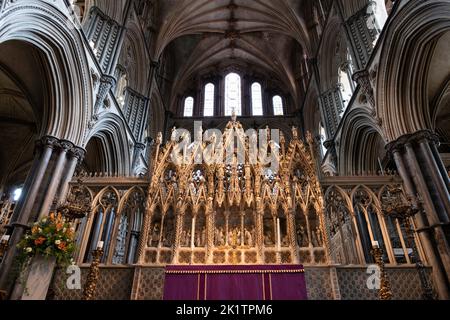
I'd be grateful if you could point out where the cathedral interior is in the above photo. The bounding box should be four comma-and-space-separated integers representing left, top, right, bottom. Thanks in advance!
0, 0, 449, 300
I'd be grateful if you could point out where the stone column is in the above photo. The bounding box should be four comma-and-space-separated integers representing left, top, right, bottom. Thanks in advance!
206, 204, 215, 264
387, 131, 450, 299
56, 146, 86, 205
172, 209, 184, 264
417, 137, 450, 220
0, 136, 56, 295
255, 200, 264, 263
37, 140, 72, 219
287, 210, 299, 263
0, 136, 85, 299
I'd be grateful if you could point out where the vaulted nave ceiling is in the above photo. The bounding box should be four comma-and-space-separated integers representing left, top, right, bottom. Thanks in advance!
152, 0, 314, 112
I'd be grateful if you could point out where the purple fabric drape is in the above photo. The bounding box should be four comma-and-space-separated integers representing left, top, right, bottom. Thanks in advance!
163, 265, 307, 301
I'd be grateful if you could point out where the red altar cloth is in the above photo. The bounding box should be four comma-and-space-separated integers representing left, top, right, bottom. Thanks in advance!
163, 265, 307, 301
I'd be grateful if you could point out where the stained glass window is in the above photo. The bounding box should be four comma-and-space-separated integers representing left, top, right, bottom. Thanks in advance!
225, 73, 242, 116
251, 83, 263, 116
204, 83, 215, 117
273, 95, 284, 116
184, 96, 194, 117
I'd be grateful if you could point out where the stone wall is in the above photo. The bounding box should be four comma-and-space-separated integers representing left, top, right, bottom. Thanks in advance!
50, 267, 135, 300
336, 266, 434, 300
50, 265, 434, 300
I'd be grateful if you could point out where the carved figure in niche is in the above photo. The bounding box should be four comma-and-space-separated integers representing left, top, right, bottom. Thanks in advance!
282, 234, 290, 246
264, 230, 275, 246
296, 226, 307, 247
244, 228, 253, 246
215, 227, 225, 246
151, 223, 160, 247
201, 227, 206, 247
311, 228, 318, 247
314, 227, 323, 247
183, 230, 191, 247
162, 216, 175, 247
195, 227, 207, 247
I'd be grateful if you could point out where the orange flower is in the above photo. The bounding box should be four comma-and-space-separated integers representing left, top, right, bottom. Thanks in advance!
56, 223, 64, 231
57, 241, 67, 251
32, 226, 39, 234
49, 212, 55, 221
34, 237, 46, 246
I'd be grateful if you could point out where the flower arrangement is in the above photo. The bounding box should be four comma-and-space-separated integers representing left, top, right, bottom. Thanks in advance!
17, 213, 76, 266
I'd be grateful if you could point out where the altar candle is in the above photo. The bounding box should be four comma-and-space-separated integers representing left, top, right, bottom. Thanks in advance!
97, 241, 104, 250
1, 235, 10, 242
372, 241, 380, 248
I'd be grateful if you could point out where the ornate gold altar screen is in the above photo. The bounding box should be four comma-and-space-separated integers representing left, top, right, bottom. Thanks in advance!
137, 118, 329, 266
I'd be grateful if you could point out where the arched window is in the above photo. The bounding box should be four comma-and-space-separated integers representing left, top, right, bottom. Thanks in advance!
183, 97, 194, 117
115, 69, 128, 108
320, 124, 328, 157
338, 66, 354, 111
273, 95, 284, 116
251, 83, 263, 116
204, 83, 215, 117
225, 73, 242, 116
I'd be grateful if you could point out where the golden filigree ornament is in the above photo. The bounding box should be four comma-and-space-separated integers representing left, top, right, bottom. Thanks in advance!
137, 115, 329, 266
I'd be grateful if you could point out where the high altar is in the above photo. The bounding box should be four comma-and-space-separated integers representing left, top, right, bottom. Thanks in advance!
138, 117, 328, 267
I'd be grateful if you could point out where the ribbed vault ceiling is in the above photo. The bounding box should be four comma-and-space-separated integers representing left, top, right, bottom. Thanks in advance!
153, 0, 313, 111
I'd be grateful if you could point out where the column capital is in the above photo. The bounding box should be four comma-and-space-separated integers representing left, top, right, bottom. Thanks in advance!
69, 146, 87, 162
386, 130, 440, 155
59, 140, 75, 152
37, 136, 60, 150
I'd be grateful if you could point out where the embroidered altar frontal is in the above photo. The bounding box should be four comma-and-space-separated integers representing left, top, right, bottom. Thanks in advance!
163, 265, 307, 300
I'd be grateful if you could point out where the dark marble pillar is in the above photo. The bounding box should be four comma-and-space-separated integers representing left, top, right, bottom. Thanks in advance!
0, 136, 85, 298
387, 130, 450, 299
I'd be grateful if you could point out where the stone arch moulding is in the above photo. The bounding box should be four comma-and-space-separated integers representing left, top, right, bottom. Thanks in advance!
338, 109, 386, 175
376, 0, 450, 142
0, 3, 93, 147
86, 114, 133, 176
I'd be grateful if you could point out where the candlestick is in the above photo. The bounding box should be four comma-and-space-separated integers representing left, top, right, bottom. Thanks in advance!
372, 241, 380, 249
97, 241, 104, 250
82, 247, 104, 300
371, 246, 392, 300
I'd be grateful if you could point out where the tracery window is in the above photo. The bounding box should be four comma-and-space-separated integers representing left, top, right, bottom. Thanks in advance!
113, 189, 144, 264
339, 67, 353, 111
320, 124, 328, 157
80, 188, 119, 264
78, 188, 144, 265
183, 97, 194, 117
251, 82, 263, 116
203, 83, 215, 117
225, 73, 242, 116
273, 95, 284, 116
115, 69, 128, 108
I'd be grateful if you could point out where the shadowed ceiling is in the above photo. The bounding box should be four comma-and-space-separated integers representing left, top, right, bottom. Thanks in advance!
152, 0, 315, 112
